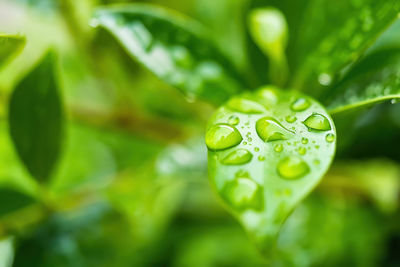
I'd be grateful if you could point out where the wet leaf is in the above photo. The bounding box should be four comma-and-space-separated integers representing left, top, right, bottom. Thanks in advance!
206, 86, 336, 252
92, 4, 243, 105
324, 48, 400, 114
270, 0, 400, 96
9, 52, 64, 183
0, 34, 25, 68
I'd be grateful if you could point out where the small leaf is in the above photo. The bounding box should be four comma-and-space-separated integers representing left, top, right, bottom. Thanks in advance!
324, 48, 400, 114
0, 236, 14, 267
206, 86, 336, 252
9, 52, 64, 183
248, 8, 289, 86
0, 187, 35, 217
0, 34, 25, 68
92, 4, 243, 105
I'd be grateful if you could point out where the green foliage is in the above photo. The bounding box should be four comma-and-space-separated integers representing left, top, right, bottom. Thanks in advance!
206, 86, 336, 251
0, 34, 25, 68
0, 0, 400, 265
8, 52, 64, 183
92, 4, 243, 105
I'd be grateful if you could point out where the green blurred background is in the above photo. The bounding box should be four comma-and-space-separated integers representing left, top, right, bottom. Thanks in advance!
0, 0, 400, 266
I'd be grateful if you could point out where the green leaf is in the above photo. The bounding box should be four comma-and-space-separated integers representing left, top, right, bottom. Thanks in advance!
0, 187, 35, 217
92, 4, 243, 105
248, 8, 289, 86
274, 0, 400, 95
8, 52, 64, 183
0, 236, 14, 267
205, 86, 336, 252
0, 34, 25, 68
324, 48, 400, 114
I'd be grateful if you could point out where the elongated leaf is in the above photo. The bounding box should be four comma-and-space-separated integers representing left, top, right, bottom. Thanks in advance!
206, 86, 336, 252
92, 4, 243, 105
325, 48, 400, 114
248, 8, 289, 86
9, 52, 64, 183
0, 187, 35, 217
259, 0, 400, 96
0, 34, 25, 68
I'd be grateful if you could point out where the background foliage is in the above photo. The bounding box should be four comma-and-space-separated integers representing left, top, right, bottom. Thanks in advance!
0, 0, 400, 266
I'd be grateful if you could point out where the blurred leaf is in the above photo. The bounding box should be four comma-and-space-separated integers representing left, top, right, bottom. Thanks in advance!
248, 8, 289, 86
0, 236, 14, 267
324, 48, 400, 114
0, 34, 25, 68
92, 4, 243, 105
284, 0, 400, 96
206, 86, 336, 252
0, 187, 35, 217
9, 51, 64, 183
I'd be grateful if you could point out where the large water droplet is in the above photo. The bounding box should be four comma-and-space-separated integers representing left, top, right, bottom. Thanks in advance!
221, 149, 253, 165
227, 97, 265, 114
277, 156, 310, 180
325, 133, 335, 143
290, 98, 310, 111
228, 115, 240, 126
303, 113, 331, 131
256, 117, 294, 142
205, 124, 243, 151
221, 177, 263, 211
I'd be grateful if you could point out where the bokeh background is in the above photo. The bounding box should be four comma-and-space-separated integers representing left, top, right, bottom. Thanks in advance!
0, 0, 400, 266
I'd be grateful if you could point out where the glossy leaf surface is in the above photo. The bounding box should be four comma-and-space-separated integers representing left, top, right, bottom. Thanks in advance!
206, 86, 336, 251
9, 52, 64, 182
92, 4, 243, 105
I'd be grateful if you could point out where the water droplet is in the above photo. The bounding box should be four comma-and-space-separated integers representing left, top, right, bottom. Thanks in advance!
256, 86, 279, 105
315, 145, 320, 149
313, 159, 320, 165
274, 144, 283, 152
221, 149, 253, 165
258, 155, 265, 161
285, 115, 297, 123
248, 137, 253, 142
391, 98, 400, 104
254, 147, 260, 152
290, 98, 310, 111
301, 137, 308, 144
227, 97, 265, 114
170, 46, 192, 68
256, 117, 294, 142
228, 115, 240, 126
221, 177, 263, 211
277, 156, 310, 180
318, 73, 332, 86
205, 124, 242, 151
325, 133, 335, 143
298, 147, 306, 155
303, 113, 331, 131
243, 141, 248, 145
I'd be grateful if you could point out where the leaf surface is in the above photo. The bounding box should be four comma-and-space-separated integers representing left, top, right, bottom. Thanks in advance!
206, 86, 336, 251
92, 4, 243, 105
0, 34, 25, 68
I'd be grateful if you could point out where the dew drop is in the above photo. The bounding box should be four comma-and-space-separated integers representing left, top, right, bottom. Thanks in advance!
170, 46, 193, 68
228, 115, 240, 126
205, 124, 242, 151
301, 137, 308, 144
221, 177, 263, 211
277, 156, 310, 180
256, 117, 294, 142
285, 115, 297, 123
303, 113, 331, 131
298, 147, 306, 155
256, 86, 279, 105
258, 155, 265, 161
254, 147, 260, 152
290, 98, 311, 111
221, 149, 253, 165
325, 133, 335, 143
318, 73, 332, 86
227, 97, 265, 114
274, 144, 283, 152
